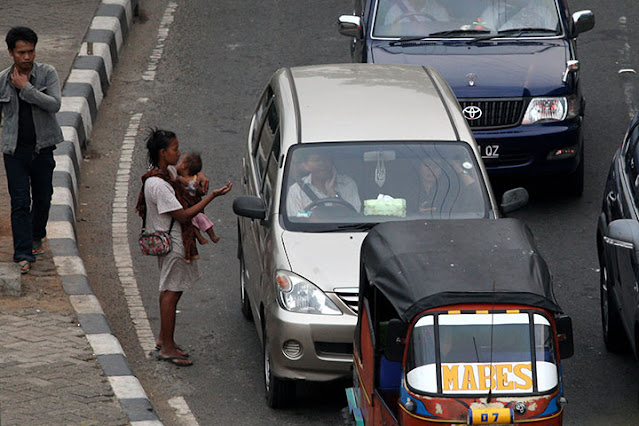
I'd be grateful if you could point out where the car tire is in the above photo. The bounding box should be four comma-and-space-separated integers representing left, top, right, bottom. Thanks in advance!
600, 264, 628, 353
564, 152, 584, 197
264, 330, 295, 408
239, 251, 253, 321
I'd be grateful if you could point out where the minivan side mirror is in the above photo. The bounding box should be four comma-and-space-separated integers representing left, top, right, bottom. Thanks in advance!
338, 15, 364, 39
500, 187, 529, 215
384, 319, 408, 363
572, 10, 595, 36
232, 195, 266, 220
555, 314, 574, 359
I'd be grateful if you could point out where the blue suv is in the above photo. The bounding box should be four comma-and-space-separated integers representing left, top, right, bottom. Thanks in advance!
339, 0, 594, 195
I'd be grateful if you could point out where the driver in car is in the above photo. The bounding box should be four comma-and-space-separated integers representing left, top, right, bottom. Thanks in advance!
286, 150, 361, 217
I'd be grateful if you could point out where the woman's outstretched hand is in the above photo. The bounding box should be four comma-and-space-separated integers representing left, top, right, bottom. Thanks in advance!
212, 181, 233, 197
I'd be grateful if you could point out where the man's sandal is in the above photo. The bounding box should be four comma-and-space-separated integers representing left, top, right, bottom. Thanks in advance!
32, 240, 45, 256
18, 260, 31, 274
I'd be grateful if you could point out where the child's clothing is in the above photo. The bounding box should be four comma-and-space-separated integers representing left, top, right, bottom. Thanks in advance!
193, 212, 214, 232
184, 176, 215, 234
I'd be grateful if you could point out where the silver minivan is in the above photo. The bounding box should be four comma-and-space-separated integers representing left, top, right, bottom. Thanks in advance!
233, 64, 527, 408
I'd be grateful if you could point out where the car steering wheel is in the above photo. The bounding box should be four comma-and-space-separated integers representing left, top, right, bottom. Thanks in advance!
305, 197, 359, 214
390, 12, 437, 25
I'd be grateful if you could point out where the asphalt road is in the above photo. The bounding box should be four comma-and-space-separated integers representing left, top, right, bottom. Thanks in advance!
76, 0, 639, 424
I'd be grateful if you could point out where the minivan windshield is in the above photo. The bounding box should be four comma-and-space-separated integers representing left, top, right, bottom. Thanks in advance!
282, 142, 490, 231
406, 312, 558, 395
373, 0, 561, 39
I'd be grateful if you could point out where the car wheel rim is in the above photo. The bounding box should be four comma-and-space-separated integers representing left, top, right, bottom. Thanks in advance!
264, 342, 271, 392
240, 256, 246, 304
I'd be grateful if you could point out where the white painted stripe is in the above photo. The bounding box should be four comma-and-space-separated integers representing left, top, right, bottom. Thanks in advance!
91, 16, 123, 53
103, 0, 133, 28
130, 421, 164, 426
61, 126, 82, 170
47, 221, 76, 241
79, 42, 113, 82
109, 376, 149, 400
69, 294, 105, 315
618, 16, 637, 119
168, 397, 199, 426
143, 1, 178, 81
112, 113, 157, 357
67, 69, 104, 107
60, 97, 93, 142
87, 333, 125, 355
53, 255, 87, 276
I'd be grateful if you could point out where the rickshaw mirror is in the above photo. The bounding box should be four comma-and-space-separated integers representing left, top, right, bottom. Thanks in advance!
384, 319, 408, 363
555, 314, 574, 359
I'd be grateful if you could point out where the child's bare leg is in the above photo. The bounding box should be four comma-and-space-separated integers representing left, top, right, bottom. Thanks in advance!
206, 227, 220, 244
195, 228, 209, 245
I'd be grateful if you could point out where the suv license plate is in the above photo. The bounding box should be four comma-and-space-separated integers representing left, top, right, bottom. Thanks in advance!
482, 145, 499, 159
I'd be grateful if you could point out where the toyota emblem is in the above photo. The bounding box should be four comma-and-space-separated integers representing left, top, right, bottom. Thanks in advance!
462, 105, 482, 121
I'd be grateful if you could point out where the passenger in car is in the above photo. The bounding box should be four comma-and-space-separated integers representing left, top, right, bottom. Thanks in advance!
286, 150, 361, 216
477, 0, 559, 32
416, 159, 484, 217
383, 0, 450, 29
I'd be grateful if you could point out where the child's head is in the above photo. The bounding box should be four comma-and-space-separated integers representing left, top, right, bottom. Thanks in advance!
177, 152, 203, 177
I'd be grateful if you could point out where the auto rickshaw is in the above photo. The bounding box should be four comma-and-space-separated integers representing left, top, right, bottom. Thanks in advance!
346, 219, 574, 425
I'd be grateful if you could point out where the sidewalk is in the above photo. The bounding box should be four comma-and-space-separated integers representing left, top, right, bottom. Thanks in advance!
0, 1, 155, 425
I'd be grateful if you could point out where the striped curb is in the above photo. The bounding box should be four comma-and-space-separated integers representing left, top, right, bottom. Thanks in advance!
48, 0, 163, 425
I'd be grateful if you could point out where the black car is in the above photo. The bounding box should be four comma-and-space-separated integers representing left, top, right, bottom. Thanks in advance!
339, 0, 594, 195
597, 110, 639, 356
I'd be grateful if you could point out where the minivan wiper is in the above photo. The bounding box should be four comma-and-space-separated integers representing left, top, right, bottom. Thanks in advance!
335, 223, 378, 231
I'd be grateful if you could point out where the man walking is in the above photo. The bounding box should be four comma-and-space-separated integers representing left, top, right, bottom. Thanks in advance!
0, 27, 63, 274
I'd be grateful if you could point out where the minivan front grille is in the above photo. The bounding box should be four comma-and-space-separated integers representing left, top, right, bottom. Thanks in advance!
459, 98, 525, 129
334, 287, 359, 313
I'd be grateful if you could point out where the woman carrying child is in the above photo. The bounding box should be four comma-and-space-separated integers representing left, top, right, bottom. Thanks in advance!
135, 129, 232, 367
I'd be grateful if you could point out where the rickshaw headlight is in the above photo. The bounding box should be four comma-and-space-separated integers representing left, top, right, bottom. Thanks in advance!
275, 271, 341, 315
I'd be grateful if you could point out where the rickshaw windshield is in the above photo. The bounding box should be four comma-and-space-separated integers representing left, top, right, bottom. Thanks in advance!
406, 312, 558, 395
282, 142, 490, 231
372, 0, 561, 39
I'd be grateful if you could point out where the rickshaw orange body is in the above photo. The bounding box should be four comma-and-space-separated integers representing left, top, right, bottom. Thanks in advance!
346, 219, 573, 426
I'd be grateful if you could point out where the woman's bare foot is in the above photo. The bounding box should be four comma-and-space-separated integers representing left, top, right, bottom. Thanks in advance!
211, 235, 220, 244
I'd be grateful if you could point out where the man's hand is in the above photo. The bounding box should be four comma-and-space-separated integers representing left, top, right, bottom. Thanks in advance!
326, 166, 338, 197
10, 67, 29, 90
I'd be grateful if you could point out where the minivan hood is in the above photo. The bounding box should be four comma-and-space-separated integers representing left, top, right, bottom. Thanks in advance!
281, 231, 368, 292
370, 41, 569, 98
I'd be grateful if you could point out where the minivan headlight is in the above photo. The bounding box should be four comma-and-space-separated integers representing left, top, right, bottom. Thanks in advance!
275, 270, 341, 315
522, 96, 579, 124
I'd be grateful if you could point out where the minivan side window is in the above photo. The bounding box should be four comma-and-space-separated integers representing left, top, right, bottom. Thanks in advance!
252, 86, 274, 148
255, 102, 279, 186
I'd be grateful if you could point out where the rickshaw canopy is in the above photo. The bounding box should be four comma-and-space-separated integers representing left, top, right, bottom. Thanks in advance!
359, 219, 562, 322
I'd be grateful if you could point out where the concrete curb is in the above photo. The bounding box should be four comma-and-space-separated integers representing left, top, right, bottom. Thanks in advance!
48, 1, 162, 424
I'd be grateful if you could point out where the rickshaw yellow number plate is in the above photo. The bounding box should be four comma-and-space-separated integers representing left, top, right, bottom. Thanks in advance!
468, 407, 513, 425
